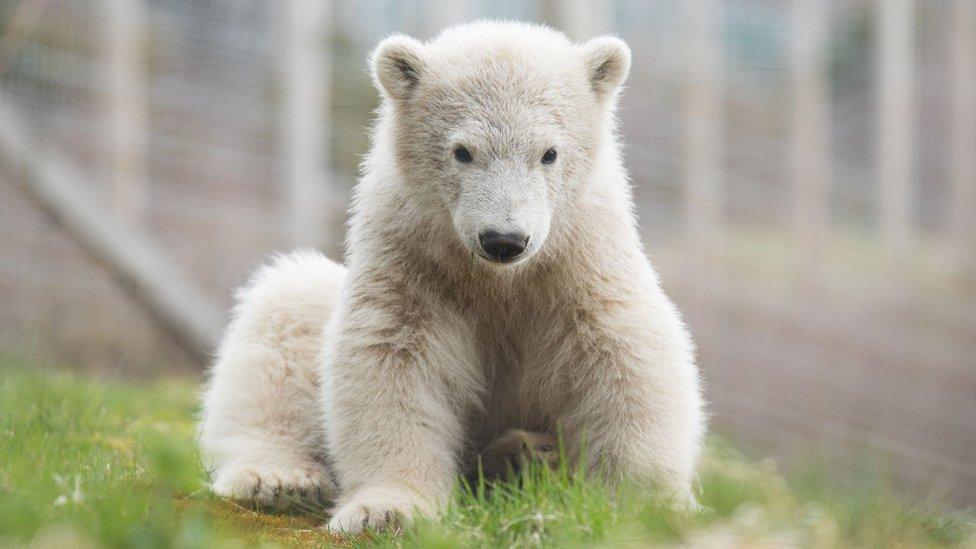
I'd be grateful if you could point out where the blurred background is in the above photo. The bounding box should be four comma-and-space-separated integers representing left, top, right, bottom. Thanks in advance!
0, 0, 973, 505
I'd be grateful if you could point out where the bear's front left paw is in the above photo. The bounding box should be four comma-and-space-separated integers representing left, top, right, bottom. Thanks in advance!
326, 486, 431, 535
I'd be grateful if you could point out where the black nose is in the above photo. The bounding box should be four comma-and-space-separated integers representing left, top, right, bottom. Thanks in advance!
479, 231, 529, 262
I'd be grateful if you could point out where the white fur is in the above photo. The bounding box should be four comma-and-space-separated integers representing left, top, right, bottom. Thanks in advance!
200, 21, 705, 534
199, 250, 345, 507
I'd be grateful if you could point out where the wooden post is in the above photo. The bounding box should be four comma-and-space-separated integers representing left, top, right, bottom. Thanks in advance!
538, 0, 612, 41
950, 0, 976, 268
0, 99, 224, 366
430, 0, 473, 32
282, 0, 329, 247
878, 0, 915, 249
791, 0, 831, 251
104, 0, 147, 226
684, 0, 724, 245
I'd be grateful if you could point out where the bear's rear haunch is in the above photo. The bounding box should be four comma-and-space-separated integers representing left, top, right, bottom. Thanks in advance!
199, 21, 705, 535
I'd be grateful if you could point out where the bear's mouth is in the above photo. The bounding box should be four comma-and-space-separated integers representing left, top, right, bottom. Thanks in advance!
474, 250, 527, 266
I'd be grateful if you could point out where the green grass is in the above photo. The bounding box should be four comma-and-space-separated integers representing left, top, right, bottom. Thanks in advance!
0, 360, 972, 548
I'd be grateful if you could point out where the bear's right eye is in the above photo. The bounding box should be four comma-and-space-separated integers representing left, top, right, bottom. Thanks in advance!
453, 146, 473, 163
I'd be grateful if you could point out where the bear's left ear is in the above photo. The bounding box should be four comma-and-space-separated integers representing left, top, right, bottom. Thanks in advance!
580, 36, 632, 101
371, 34, 426, 102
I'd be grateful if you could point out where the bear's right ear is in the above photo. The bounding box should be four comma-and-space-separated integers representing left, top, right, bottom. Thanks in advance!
371, 35, 426, 102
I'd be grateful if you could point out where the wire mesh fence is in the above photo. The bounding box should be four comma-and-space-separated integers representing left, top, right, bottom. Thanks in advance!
0, 0, 973, 503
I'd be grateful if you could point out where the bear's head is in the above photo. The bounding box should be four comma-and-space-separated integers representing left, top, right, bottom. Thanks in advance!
370, 21, 630, 267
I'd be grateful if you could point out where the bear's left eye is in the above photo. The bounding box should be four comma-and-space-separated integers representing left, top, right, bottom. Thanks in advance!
541, 148, 557, 164
454, 146, 473, 163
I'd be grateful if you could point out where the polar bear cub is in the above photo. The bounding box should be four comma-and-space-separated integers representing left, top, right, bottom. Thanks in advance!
200, 21, 705, 535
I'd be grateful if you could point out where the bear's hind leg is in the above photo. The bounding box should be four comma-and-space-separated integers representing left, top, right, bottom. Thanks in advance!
199, 251, 346, 509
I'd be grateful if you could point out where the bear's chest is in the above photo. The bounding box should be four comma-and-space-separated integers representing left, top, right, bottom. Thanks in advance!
465, 303, 573, 435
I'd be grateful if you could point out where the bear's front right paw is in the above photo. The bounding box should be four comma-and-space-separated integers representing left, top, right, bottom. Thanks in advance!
325, 486, 431, 535
212, 462, 336, 510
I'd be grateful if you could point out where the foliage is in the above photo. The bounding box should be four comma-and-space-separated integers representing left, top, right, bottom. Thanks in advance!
0, 360, 972, 548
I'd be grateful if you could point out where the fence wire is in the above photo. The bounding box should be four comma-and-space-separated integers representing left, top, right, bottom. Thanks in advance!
0, 0, 973, 503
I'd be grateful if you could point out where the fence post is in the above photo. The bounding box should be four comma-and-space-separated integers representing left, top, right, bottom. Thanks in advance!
950, 0, 976, 271
791, 0, 831, 254
282, 0, 329, 247
878, 0, 915, 249
430, 0, 473, 32
543, 0, 612, 41
104, 0, 147, 226
684, 0, 724, 246
0, 100, 225, 366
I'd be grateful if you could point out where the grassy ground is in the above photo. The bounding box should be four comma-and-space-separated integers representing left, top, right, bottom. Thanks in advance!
0, 360, 972, 548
